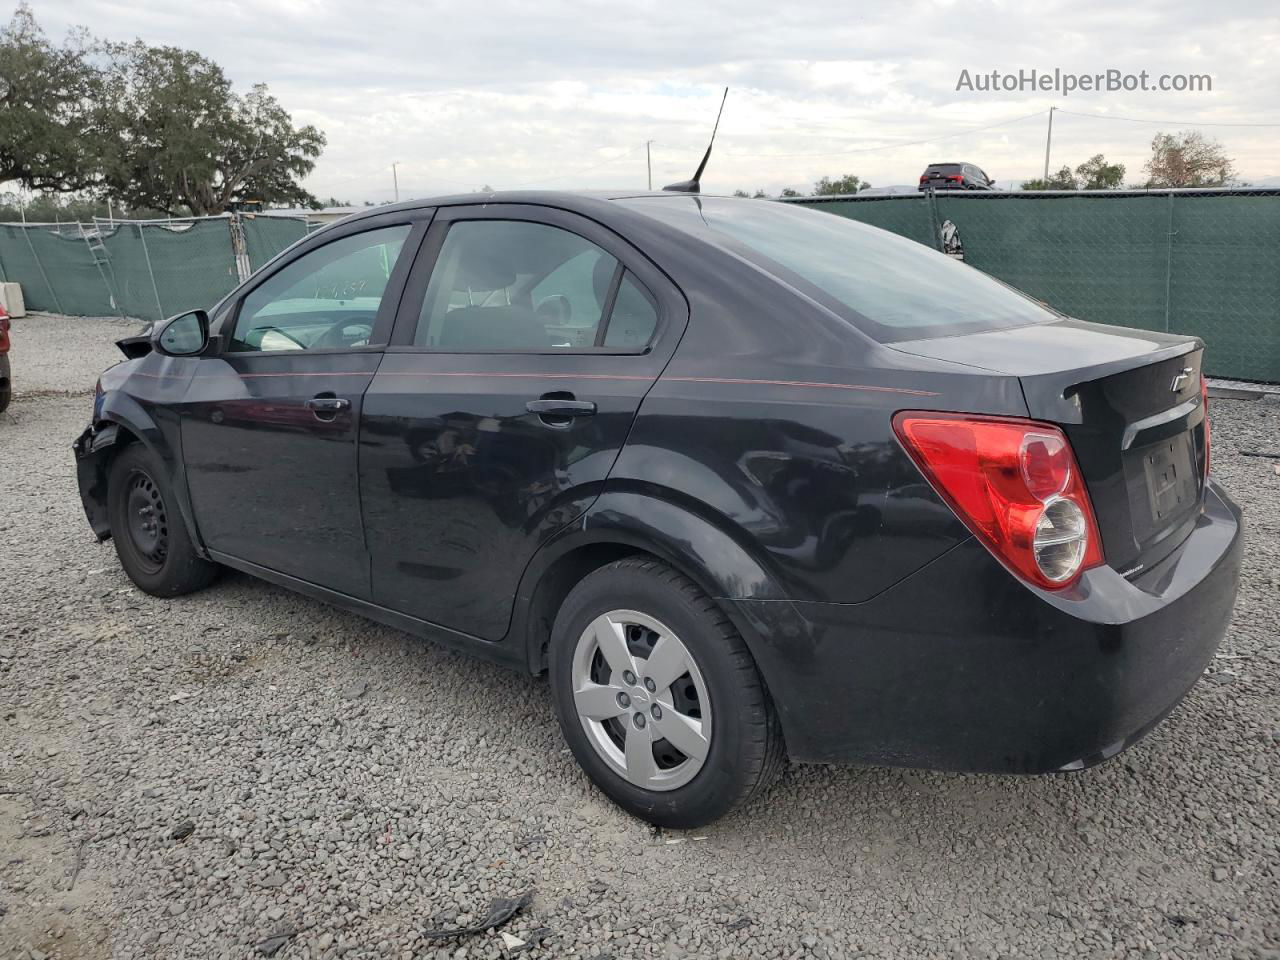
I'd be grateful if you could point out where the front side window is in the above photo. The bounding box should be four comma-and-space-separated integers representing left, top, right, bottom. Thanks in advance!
231, 225, 411, 352
415, 220, 654, 351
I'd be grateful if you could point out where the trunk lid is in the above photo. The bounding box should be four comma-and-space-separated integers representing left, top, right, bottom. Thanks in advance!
892, 319, 1208, 579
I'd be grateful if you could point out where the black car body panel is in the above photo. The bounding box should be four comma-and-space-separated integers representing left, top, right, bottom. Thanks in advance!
737, 481, 1241, 769
74, 190, 1243, 776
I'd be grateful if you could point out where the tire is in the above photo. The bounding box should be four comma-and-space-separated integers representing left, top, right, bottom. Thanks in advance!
549, 556, 785, 828
107, 443, 218, 596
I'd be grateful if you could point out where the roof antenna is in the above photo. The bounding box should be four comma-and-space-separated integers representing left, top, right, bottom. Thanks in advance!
662, 87, 728, 194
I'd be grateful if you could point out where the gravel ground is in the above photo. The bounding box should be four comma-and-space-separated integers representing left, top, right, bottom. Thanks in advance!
1, 314, 1278, 960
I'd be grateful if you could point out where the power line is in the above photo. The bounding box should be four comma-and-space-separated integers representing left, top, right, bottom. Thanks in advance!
1054, 108, 1280, 128
724, 109, 1049, 159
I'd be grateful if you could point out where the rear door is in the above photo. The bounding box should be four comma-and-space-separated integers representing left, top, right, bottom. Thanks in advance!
358, 203, 687, 640
181, 214, 429, 598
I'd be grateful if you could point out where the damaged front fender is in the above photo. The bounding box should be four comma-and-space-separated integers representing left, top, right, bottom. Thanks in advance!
73, 422, 120, 541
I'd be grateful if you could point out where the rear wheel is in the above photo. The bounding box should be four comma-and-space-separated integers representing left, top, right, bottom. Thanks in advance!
107, 444, 218, 596
549, 557, 785, 827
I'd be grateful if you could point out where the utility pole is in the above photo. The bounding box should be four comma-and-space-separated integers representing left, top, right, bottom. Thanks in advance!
1042, 106, 1056, 183
391, 162, 400, 203
646, 141, 653, 191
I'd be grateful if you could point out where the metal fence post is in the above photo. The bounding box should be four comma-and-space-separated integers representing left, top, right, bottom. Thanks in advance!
21, 224, 64, 314
924, 189, 945, 252
228, 213, 252, 282
136, 222, 165, 323
1163, 191, 1176, 333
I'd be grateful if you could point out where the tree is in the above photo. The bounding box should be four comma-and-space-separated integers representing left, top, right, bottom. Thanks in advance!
1021, 166, 1078, 190
732, 189, 749, 197
98, 42, 324, 215
1144, 131, 1235, 187
1075, 154, 1125, 190
779, 187, 803, 198
0, 8, 324, 215
812, 174, 869, 195
0, 5, 111, 192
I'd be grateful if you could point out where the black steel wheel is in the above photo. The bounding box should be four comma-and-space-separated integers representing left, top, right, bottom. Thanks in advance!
107, 443, 218, 596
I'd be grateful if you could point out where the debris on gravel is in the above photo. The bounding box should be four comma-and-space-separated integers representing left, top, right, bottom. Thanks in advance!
1, 315, 1277, 959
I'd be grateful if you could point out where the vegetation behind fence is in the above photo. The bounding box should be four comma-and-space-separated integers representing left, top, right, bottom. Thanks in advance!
0, 214, 311, 323
791, 188, 1280, 382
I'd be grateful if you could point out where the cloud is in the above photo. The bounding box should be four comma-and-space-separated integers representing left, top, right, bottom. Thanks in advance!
33, 0, 1280, 198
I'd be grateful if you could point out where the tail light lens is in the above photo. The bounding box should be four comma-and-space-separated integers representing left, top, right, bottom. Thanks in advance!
1200, 374, 1210, 482
893, 412, 1104, 589
0, 314, 9, 353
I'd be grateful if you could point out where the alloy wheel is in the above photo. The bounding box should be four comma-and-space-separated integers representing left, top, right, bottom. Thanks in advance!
570, 609, 712, 791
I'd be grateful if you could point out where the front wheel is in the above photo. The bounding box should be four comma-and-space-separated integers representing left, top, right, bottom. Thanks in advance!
549, 557, 785, 828
107, 444, 219, 596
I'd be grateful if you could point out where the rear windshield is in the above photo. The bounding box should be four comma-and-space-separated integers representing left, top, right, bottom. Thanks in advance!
925, 164, 963, 175
618, 196, 1055, 342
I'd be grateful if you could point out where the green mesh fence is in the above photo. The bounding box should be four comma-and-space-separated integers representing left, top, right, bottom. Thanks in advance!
794, 189, 1280, 382
0, 213, 314, 324
243, 215, 310, 271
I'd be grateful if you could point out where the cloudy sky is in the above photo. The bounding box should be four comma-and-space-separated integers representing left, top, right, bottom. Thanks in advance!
35, 0, 1280, 201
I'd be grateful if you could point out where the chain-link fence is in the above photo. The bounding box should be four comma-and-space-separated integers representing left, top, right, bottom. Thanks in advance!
0, 213, 312, 324
790, 187, 1280, 383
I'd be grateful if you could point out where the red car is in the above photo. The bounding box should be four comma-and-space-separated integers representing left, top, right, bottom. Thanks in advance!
0, 303, 11, 414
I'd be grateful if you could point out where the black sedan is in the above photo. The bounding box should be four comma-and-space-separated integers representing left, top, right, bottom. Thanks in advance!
75, 191, 1242, 827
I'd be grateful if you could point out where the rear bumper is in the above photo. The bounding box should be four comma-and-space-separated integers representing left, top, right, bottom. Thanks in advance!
733, 481, 1243, 772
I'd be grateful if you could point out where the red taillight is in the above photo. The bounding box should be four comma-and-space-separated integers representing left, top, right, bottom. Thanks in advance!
893, 412, 1105, 590
948, 175, 964, 182
1200, 374, 1210, 481
0, 313, 9, 354
919, 175, 928, 182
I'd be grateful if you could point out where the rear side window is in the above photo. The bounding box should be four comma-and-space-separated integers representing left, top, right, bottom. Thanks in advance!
603, 274, 658, 348
415, 220, 657, 351
618, 196, 1055, 342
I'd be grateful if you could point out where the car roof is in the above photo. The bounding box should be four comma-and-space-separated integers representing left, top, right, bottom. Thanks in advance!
324, 189, 732, 228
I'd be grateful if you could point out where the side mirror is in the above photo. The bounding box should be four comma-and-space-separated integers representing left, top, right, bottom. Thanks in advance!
152, 310, 210, 357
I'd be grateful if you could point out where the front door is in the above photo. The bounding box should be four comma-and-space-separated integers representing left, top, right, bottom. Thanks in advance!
359, 204, 686, 640
182, 218, 425, 598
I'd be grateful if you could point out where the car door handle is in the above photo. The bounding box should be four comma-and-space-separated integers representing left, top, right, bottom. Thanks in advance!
304, 395, 350, 419
525, 399, 597, 418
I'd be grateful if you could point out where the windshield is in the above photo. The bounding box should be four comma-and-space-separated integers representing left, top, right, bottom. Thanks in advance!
618, 196, 1056, 342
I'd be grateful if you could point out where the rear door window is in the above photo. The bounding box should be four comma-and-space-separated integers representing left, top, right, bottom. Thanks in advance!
413, 219, 657, 351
